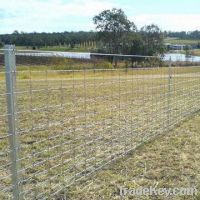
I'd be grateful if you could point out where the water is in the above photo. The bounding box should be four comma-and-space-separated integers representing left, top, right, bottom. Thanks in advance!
16, 51, 91, 59
13, 51, 200, 62
163, 53, 200, 62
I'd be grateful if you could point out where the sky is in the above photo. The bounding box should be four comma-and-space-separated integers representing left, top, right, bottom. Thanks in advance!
0, 0, 200, 34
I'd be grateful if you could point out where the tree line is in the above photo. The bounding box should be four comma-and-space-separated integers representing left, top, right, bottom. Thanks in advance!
166, 30, 200, 40
0, 31, 96, 49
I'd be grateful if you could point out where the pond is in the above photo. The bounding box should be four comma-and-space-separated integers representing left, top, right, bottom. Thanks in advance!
163, 53, 200, 62
13, 52, 200, 62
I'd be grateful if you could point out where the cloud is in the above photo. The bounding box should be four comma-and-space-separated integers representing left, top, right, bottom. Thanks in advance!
0, 0, 117, 33
0, 0, 114, 19
0, 0, 200, 33
132, 14, 200, 31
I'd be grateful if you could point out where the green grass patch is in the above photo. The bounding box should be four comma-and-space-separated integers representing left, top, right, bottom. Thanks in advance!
165, 37, 200, 45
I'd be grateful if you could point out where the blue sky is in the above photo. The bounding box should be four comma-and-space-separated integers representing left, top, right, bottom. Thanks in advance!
0, 0, 200, 34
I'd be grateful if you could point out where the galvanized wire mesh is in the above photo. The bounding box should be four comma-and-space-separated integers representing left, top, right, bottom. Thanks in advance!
0, 47, 200, 199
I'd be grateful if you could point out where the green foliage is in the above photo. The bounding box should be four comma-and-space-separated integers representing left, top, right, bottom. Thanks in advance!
93, 9, 165, 56
0, 40, 3, 48
0, 31, 97, 48
167, 30, 200, 40
122, 32, 144, 56
95, 61, 113, 69
93, 8, 136, 54
184, 45, 191, 57
140, 24, 166, 56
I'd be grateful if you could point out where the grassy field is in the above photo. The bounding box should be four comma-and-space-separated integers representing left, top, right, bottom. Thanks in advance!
165, 38, 200, 46
193, 49, 200, 56
1, 66, 200, 81
0, 66, 200, 199
67, 113, 200, 200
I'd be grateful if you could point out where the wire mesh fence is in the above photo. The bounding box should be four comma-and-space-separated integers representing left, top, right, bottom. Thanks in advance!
0, 45, 200, 199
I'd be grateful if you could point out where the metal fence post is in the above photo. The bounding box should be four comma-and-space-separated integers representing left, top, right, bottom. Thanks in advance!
4, 45, 22, 200
167, 56, 172, 130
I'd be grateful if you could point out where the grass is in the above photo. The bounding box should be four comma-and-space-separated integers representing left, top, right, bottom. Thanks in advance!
67, 113, 200, 200
1, 66, 200, 81
165, 38, 200, 45
193, 49, 200, 56
0, 66, 200, 199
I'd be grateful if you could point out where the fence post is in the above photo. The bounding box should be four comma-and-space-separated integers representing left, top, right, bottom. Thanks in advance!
4, 45, 22, 200
167, 56, 172, 130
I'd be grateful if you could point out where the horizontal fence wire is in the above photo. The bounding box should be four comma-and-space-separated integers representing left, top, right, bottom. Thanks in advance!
0, 47, 200, 199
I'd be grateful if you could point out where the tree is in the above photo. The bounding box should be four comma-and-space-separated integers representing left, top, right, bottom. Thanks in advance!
184, 45, 191, 57
0, 31, 97, 48
93, 8, 137, 54
0, 40, 3, 48
140, 24, 165, 56
122, 32, 144, 66
13, 30, 19, 34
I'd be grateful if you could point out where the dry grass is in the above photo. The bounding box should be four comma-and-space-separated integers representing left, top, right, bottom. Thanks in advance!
0, 66, 200, 81
67, 113, 200, 200
0, 66, 200, 199
193, 49, 200, 57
